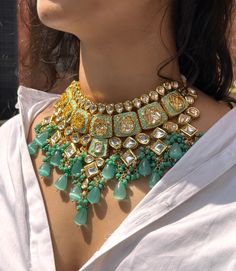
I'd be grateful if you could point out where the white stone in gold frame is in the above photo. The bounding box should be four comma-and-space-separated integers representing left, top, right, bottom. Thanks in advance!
151, 139, 168, 155
84, 162, 99, 178
180, 123, 198, 137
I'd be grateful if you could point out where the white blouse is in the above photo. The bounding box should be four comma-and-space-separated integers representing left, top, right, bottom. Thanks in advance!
1, 85, 236, 271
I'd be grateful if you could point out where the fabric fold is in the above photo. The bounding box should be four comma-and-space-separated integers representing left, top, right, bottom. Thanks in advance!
1, 85, 236, 271
80, 107, 236, 270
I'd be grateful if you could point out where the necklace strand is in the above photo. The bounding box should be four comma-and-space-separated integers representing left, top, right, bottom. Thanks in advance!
28, 79, 204, 226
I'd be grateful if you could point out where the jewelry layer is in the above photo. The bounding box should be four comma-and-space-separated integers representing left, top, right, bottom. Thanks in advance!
28, 80, 204, 226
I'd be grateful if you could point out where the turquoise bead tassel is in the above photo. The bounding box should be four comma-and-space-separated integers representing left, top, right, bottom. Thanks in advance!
87, 187, 101, 204
169, 143, 183, 160
71, 159, 83, 177
69, 185, 82, 201
102, 163, 116, 180
50, 151, 62, 167
39, 161, 51, 177
74, 207, 88, 225
138, 158, 152, 177
35, 130, 49, 147
113, 181, 127, 200
54, 174, 68, 191
28, 140, 39, 156
149, 171, 161, 188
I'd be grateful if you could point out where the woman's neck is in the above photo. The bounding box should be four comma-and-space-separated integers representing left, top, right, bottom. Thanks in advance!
77, 2, 182, 104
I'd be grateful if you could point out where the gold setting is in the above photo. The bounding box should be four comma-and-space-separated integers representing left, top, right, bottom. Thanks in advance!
151, 140, 168, 155
84, 162, 99, 178
121, 149, 137, 166
64, 143, 77, 158
180, 123, 198, 137
51, 130, 61, 144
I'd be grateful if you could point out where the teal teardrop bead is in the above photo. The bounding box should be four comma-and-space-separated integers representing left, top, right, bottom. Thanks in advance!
69, 185, 82, 201
113, 181, 126, 200
28, 140, 39, 156
50, 151, 62, 167
54, 174, 68, 191
149, 171, 161, 188
138, 158, 152, 177
39, 161, 51, 177
87, 187, 101, 204
169, 143, 183, 160
102, 163, 116, 180
35, 131, 49, 147
74, 207, 88, 225
71, 159, 83, 177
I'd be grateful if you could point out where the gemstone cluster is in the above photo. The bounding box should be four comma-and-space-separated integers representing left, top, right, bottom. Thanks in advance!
28, 80, 204, 226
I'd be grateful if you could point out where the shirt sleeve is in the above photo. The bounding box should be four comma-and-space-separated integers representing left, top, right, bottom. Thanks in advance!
0, 116, 30, 271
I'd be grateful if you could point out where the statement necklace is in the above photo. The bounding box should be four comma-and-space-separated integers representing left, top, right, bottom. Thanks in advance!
28, 80, 204, 226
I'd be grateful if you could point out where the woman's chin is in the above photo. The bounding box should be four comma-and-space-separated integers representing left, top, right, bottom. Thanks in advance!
37, 1, 66, 29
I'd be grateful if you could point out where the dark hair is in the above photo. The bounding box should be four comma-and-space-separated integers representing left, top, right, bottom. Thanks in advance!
19, 0, 236, 104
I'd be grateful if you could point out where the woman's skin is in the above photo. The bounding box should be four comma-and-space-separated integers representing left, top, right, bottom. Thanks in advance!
28, 1, 233, 270
37, 0, 180, 100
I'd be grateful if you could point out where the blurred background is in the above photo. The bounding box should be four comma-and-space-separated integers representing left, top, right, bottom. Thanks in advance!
0, 1, 236, 125
0, 0, 17, 123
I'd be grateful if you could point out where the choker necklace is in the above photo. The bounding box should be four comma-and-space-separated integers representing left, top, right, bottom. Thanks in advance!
28, 80, 204, 226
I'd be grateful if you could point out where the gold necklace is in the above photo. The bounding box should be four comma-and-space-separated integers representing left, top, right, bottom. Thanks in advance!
28, 79, 204, 226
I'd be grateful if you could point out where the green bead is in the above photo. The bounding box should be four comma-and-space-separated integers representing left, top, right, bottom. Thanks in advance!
138, 158, 152, 177
39, 161, 51, 177
163, 153, 169, 159
160, 163, 165, 170
129, 166, 134, 172
126, 175, 131, 181
69, 185, 82, 201
71, 159, 83, 177
102, 163, 116, 180
28, 140, 39, 156
35, 130, 49, 147
131, 174, 135, 181
74, 207, 87, 225
166, 161, 171, 167
151, 162, 156, 168
88, 185, 93, 190
123, 179, 128, 186
149, 171, 161, 188
54, 174, 68, 191
113, 181, 126, 200
87, 187, 101, 204
169, 143, 183, 160
135, 172, 140, 179
80, 175, 85, 180
50, 151, 62, 167
139, 152, 145, 159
